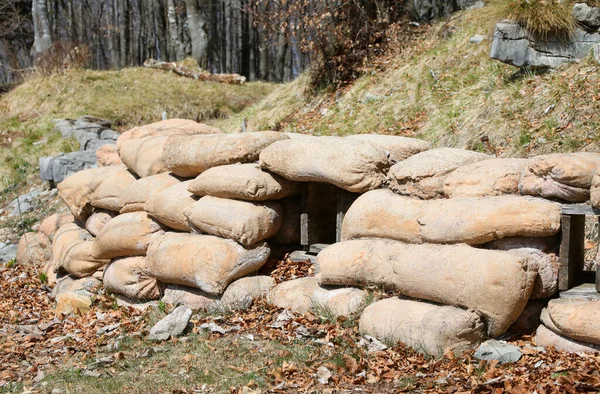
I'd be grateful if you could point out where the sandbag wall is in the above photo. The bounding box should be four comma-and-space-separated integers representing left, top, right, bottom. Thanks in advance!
21, 118, 600, 356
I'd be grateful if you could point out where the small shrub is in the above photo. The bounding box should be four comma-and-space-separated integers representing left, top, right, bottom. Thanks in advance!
34, 41, 90, 76
490, 0, 577, 39
38, 272, 48, 284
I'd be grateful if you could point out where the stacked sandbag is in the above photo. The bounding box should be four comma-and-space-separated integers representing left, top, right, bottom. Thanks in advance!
359, 298, 486, 357
39, 212, 75, 241
116, 119, 220, 150
144, 180, 197, 231
345, 134, 431, 162
318, 239, 537, 337
443, 158, 529, 198
103, 257, 162, 301
519, 152, 600, 202
259, 136, 390, 193
17, 232, 52, 267
341, 189, 561, 245
90, 167, 137, 212
85, 210, 116, 236
388, 148, 492, 199
164, 131, 288, 177
120, 173, 181, 213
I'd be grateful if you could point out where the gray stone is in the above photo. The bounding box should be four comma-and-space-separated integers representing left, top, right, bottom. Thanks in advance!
491, 21, 600, 69
474, 340, 522, 364
100, 129, 120, 140
148, 305, 192, 341
593, 43, 600, 63
573, 3, 600, 28
81, 138, 116, 152
410, 0, 457, 21
6, 188, 46, 216
39, 151, 97, 183
470, 34, 486, 44
0, 243, 17, 262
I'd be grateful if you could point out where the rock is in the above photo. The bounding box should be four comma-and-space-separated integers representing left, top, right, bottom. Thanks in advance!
82, 138, 115, 152
469, 34, 486, 44
52, 276, 102, 298
61, 240, 110, 278
148, 305, 192, 341
145, 233, 270, 295
40, 151, 98, 183
474, 340, 522, 364
187, 163, 298, 201
543, 298, 600, 345
185, 196, 282, 246
161, 284, 219, 310
116, 119, 220, 150
345, 134, 431, 162
55, 292, 92, 317
510, 300, 546, 334
317, 240, 537, 337
341, 189, 561, 245
16, 232, 51, 267
443, 158, 529, 198
271, 196, 301, 245
359, 297, 486, 357
90, 167, 137, 212
57, 165, 126, 221
85, 210, 116, 236
267, 277, 366, 317
120, 172, 181, 214
96, 145, 122, 167
593, 43, 600, 64
220, 276, 276, 310
259, 136, 390, 193
482, 235, 560, 254
92, 212, 165, 259
144, 181, 196, 231
164, 131, 288, 177
6, 188, 45, 216
39, 212, 74, 240
119, 136, 170, 178
491, 21, 600, 69
103, 257, 161, 301
519, 153, 600, 202
387, 148, 492, 199
535, 324, 600, 354
573, 3, 600, 28
411, 0, 458, 21
315, 366, 332, 385
0, 243, 17, 263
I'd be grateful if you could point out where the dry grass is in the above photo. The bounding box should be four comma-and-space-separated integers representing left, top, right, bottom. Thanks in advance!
215, 5, 600, 158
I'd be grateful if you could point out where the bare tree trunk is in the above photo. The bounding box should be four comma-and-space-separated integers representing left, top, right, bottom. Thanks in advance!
167, 0, 186, 60
32, 0, 52, 56
185, 0, 208, 67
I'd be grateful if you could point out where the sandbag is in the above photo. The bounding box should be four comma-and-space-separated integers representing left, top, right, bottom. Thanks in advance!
92, 212, 165, 259
267, 277, 366, 317
119, 136, 169, 178
16, 232, 51, 267
346, 134, 431, 162
519, 153, 600, 202
482, 235, 560, 254
220, 276, 276, 311
61, 240, 110, 278
116, 119, 220, 150
120, 172, 181, 214
508, 249, 558, 300
317, 239, 537, 336
443, 158, 529, 198
271, 197, 301, 245
90, 168, 137, 212
359, 297, 486, 356
388, 148, 492, 199
96, 144, 122, 167
144, 180, 196, 231
259, 136, 390, 193
57, 165, 126, 221
103, 256, 161, 301
185, 196, 282, 246
187, 163, 297, 201
145, 233, 270, 295
85, 210, 116, 236
542, 299, 600, 345
341, 189, 561, 245
590, 166, 600, 208
39, 212, 74, 240
164, 131, 288, 177
162, 284, 219, 310
536, 324, 600, 354
52, 223, 93, 267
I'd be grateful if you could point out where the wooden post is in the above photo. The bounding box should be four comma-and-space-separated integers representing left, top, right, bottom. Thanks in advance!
300, 183, 337, 251
558, 214, 586, 291
336, 189, 359, 243
597, 216, 600, 293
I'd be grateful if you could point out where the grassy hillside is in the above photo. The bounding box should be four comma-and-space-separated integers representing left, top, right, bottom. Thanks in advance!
215, 6, 600, 157
0, 68, 275, 198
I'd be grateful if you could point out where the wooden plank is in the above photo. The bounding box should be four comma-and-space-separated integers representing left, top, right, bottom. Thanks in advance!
561, 204, 600, 215
597, 216, 600, 294
300, 183, 337, 249
300, 183, 309, 250
560, 283, 600, 300
558, 214, 586, 291
335, 189, 359, 243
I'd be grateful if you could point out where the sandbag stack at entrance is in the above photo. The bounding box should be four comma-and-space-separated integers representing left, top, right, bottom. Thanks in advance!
26, 118, 600, 356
